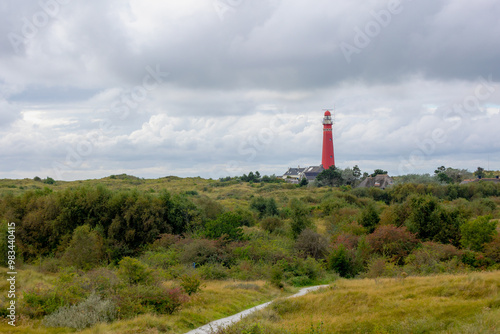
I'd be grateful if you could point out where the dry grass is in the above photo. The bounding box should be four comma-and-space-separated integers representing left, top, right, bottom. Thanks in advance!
231, 271, 500, 333
0, 277, 286, 334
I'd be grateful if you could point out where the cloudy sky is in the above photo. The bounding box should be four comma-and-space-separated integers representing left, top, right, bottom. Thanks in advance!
1, 0, 499, 181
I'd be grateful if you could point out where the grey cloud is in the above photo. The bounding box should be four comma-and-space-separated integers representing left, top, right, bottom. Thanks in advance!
1, 1, 500, 180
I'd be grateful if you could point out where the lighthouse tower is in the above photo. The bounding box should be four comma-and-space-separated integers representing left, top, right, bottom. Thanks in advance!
321, 110, 335, 169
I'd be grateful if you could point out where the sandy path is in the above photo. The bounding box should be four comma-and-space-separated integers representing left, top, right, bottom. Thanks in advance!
185, 284, 329, 334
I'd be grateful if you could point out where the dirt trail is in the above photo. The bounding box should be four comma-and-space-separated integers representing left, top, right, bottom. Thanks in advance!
185, 284, 329, 334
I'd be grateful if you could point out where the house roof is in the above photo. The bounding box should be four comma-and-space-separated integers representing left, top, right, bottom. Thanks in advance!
283, 167, 306, 177
357, 174, 394, 189
302, 165, 324, 181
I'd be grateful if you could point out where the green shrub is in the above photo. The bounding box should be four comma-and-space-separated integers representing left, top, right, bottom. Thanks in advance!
77, 268, 122, 297
117, 257, 153, 285
367, 225, 420, 263
230, 260, 264, 281
43, 294, 116, 330
294, 229, 329, 260
39, 257, 62, 273
198, 263, 229, 280
22, 286, 67, 318
151, 233, 182, 250
460, 215, 497, 252
327, 244, 353, 278
43, 177, 56, 184
461, 250, 494, 269
180, 273, 203, 295
359, 204, 380, 233
205, 212, 245, 241
22, 272, 90, 319
62, 224, 105, 270
269, 265, 284, 289
179, 238, 221, 265
404, 242, 463, 274
326, 207, 361, 235
279, 257, 324, 283
195, 196, 224, 220
288, 275, 313, 286
141, 250, 179, 269
290, 198, 313, 239
261, 216, 284, 233
250, 196, 279, 218
320, 195, 356, 216
113, 285, 188, 318
484, 234, 500, 263
229, 237, 291, 264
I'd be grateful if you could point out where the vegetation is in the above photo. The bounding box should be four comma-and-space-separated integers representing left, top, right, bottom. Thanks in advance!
218, 271, 500, 333
0, 168, 499, 332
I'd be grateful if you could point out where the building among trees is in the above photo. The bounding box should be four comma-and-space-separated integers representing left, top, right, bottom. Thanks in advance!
357, 174, 394, 189
460, 176, 500, 185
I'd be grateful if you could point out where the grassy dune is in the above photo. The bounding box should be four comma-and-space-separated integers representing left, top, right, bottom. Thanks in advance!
0, 267, 287, 334
0, 175, 333, 209
224, 271, 500, 333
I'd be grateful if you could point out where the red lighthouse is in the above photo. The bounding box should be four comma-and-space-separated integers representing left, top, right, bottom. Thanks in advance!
321, 110, 335, 169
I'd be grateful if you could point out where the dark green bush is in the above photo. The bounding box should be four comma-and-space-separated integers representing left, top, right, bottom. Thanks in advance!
327, 244, 354, 278
269, 265, 284, 288
205, 212, 245, 241
461, 250, 494, 269
278, 257, 324, 283
250, 196, 279, 218
290, 198, 313, 239
358, 204, 380, 233
261, 216, 284, 233
460, 215, 497, 252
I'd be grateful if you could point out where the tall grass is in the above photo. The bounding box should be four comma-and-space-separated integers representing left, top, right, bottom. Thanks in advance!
0, 278, 285, 334
222, 271, 500, 333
